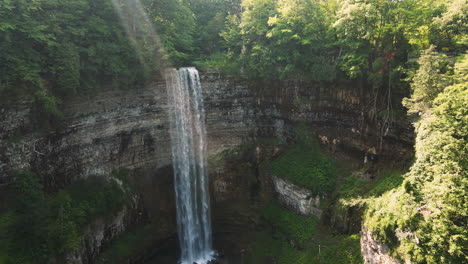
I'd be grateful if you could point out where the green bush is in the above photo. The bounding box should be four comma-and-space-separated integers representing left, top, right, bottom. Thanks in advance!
319, 234, 363, 264
338, 170, 403, 200
264, 125, 336, 195
96, 225, 155, 264
338, 176, 371, 199
367, 171, 403, 197
245, 229, 312, 264
261, 203, 319, 248
1, 170, 129, 264
246, 215, 363, 264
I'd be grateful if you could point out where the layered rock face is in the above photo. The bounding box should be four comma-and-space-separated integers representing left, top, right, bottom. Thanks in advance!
0, 72, 411, 263
0, 74, 257, 264
0, 84, 171, 188
253, 79, 413, 164
0, 74, 412, 189
0, 74, 256, 188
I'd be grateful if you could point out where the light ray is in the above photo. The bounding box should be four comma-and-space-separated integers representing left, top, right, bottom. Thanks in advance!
110, 0, 172, 77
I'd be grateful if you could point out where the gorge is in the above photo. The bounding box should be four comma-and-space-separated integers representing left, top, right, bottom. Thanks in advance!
0, 1, 466, 264
0, 71, 412, 264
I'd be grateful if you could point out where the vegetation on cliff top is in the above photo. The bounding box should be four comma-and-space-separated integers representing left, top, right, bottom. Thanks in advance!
0, 0, 238, 124
221, 0, 466, 83
1, 0, 467, 263
2, 0, 465, 121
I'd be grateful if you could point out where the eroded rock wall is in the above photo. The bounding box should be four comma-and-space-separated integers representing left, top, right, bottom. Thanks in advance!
0, 72, 413, 263
252, 79, 413, 166
0, 73, 257, 264
0, 75, 256, 188
0, 74, 412, 189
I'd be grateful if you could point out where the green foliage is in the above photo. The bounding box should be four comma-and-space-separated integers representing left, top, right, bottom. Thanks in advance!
261, 203, 319, 248
8, 170, 51, 263
245, 228, 312, 264
432, 0, 468, 52
186, 0, 240, 59
264, 125, 336, 195
1, 170, 129, 264
0, 0, 237, 114
333, 0, 432, 77
143, 0, 197, 66
403, 46, 453, 113
338, 170, 403, 200
61, 176, 128, 227
96, 225, 155, 264
364, 54, 468, 263
319, 234, 363, 264
247, 204, 363, 264
192, 52, 241, 75
0, 211, 15, 264
367, 171, 404, 197
246, 230, 363, 264
338, 176, 371, 199
267, 0, 337, 79
225, 0, 337, 79
0, 0, 150, 102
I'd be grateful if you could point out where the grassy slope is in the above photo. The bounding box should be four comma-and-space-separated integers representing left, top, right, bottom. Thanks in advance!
246, 203, 363, 264
261, 124, 336, 195
96, 225, 155, 264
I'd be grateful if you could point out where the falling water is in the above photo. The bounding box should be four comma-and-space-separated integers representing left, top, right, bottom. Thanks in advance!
165, 67, 214, 264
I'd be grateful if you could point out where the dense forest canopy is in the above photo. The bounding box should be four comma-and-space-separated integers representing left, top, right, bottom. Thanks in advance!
0, 0, 467, 263
1, 0, 466, 122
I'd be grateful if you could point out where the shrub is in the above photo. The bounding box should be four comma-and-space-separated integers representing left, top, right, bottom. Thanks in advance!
264, 124, 336, 195
1, 170, 130, 264
261, 203, 319, 248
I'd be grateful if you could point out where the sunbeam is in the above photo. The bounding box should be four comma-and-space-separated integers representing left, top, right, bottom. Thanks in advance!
109, 0, 171, 78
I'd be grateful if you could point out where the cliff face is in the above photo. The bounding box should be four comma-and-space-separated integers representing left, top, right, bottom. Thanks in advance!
0, 74, 412, 188
0, 73, 258, 263
0, 72, 410, 263
0, 74, 256, 189
64, 197, 145, 264
361, 227, 402, 264
0, 85, 171, 188
253, 79, 413, 164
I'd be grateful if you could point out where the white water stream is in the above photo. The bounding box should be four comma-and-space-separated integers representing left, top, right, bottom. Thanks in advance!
165, 67, 214, 264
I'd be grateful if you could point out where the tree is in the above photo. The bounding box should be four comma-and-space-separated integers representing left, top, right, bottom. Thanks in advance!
0, 0, 150, 120
365, 53, 467, 264
144, 0, 196, 66
403, 46, 452, 113
267, 0, 335, 79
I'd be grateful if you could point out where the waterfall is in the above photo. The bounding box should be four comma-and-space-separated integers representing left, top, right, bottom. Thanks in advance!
165, 67, 214, 264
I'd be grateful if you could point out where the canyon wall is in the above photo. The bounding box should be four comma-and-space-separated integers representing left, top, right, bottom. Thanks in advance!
0, 74, 257, 188
0, 73, 412, 188
0, 72, 410, 263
